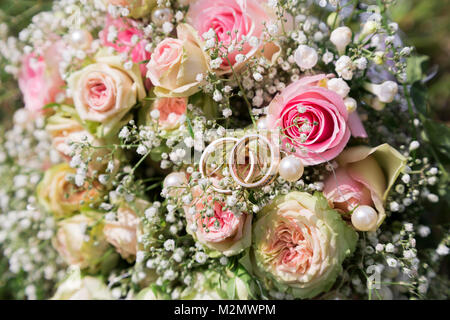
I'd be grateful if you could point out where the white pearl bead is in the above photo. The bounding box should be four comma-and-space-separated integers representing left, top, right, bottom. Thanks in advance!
351, 205, 378, 231
70, 30, 92, 50
151, 8, 173, 27
163, 172, 187, 189
256, 116, 268, 130
278, 155, 304, 182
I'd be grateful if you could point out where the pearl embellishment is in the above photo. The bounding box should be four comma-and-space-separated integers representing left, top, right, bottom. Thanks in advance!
163, 172, 187, 189
351, 205, 378, 231
151, 8, 173, 27
70, 30, 93, 50
278, 155, 304, 182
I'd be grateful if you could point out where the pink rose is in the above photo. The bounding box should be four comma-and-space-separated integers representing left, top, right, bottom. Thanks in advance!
152, 97, 187, 130
323, 144, 407, 229
18, 42, 65, 113
323, 167, 373, 213
67, 55, 145, 134
184, 186, 252, 256
186, 0, 288, 73
267, 74, 351, 166
100, 16, 151, 77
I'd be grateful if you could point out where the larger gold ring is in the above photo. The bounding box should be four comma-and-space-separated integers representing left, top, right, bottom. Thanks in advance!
228, 134, 280, 189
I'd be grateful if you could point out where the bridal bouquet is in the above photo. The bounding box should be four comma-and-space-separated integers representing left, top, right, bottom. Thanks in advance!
0, 0, 448, 300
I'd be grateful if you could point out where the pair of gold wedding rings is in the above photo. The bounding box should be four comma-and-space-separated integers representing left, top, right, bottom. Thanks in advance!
199, 134, 280, 194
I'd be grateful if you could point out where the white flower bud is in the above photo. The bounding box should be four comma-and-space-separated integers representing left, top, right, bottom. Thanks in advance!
364, 81, 398, 103
409, 140, 420, 151
361, 20, 380, 38
354, 57, 368, 70
373, 51, 385, 65
344, 97, 357, 112
322, 51, 334, 64
294, 45, 318, 69
330, 26, 352, 55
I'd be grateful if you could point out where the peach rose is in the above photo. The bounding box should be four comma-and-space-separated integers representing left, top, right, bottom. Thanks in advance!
18, 42, 65, 113
267, 74, 356, 166
186, 0, 290, 73
323, 143, 406, 229
146, 24, 209, 97
151, 97, 187, 130
68, 54, 145, 136
104, 204, 143, 261
184, 186, 252, 256
45, 109, 106, 164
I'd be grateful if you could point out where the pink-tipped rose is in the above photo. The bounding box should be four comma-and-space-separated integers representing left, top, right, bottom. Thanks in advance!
249, 191, 357, 299
186, 0, 289, 73
323, 144, 406, 229
100, 16, 151, 77
184, 186, 252, 256
146, 24, 209, 97
18, 42, 65, 113
267, 74, 351, 166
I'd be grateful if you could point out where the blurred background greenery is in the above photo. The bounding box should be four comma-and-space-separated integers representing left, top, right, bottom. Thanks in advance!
0, 0, 448, 124
391, 0, 450, 123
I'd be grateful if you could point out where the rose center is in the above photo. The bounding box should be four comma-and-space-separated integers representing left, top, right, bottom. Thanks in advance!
266, 219, 313, 274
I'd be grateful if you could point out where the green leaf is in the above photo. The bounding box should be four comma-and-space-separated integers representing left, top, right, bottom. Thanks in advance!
226, 278, 236, 300
83, 120, 101, 135
406, 55, 429, 83
150, 144, 170, 162
410, 81, 428, 115
185, 115, 195, 139
42, 102, 61, 110
422, 118, 450, 163
189, 92, 218, 120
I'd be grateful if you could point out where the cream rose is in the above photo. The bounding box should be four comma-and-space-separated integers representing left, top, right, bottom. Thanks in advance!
52, 212, 111, 271
51, 267, 113, 300
37, 163, 103, 219
242, 192, 357, 299
68, 54, 145, 136
146, 23, 209, 97
45, 107, 107, 167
